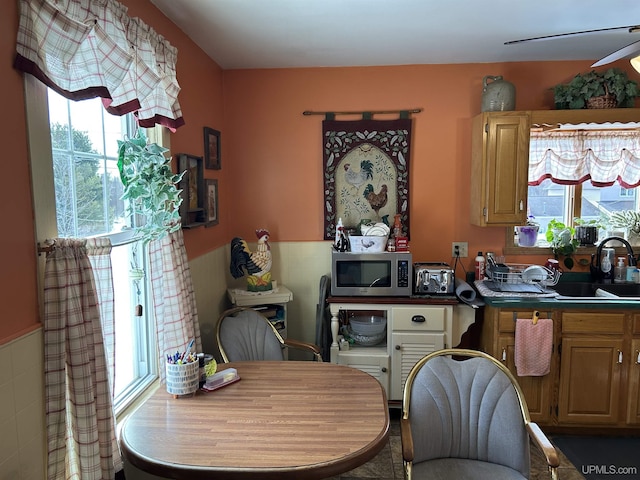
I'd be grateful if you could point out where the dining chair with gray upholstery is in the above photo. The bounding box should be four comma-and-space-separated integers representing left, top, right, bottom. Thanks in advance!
216, 306, 322, 362
401, 348, 559, 480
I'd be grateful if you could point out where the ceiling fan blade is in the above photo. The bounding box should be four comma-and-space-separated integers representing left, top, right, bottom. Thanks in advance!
505, 25, 640, 45
592, 39, 640, 67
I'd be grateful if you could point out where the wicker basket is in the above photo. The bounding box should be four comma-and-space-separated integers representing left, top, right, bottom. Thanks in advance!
586, 84, 617, 109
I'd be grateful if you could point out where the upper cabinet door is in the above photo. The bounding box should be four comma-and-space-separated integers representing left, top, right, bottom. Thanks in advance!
470, 112, 531, 226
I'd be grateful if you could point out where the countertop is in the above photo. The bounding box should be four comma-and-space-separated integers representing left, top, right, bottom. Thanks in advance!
327, 295, 458, 305
478, 273, 640, 309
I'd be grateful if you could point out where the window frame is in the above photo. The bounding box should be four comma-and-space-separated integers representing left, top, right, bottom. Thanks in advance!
25, 76, 165, 414
506, 166, 639, 257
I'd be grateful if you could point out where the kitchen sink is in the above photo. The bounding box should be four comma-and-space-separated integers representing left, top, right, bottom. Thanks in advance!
551, 281, 640, 298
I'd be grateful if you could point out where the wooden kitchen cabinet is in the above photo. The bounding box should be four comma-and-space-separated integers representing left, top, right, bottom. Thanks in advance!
627, 316, 640, 425
480, 307, 554, 424
558, 312, 625, 425
482, 305, 640, 431
470, 111, 531, 226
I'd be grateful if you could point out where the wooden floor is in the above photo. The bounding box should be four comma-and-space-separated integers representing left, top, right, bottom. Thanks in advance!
326, 409, 586, 479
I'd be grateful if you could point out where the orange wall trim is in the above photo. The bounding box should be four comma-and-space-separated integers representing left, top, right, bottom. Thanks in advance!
0, 323, 42, 347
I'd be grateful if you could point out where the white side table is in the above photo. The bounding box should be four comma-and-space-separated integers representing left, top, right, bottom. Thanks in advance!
227, 285, 293, 339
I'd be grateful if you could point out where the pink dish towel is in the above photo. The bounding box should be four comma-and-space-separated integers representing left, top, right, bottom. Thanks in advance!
514, 318, 553, 376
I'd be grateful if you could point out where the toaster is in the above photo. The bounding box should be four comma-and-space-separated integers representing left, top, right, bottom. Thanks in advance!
414, 262, 455, 295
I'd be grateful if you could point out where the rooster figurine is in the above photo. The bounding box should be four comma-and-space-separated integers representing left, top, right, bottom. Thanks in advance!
230, 229, 273, 291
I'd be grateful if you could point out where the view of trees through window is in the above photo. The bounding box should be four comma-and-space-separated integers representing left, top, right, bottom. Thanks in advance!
50, 122, 125, 237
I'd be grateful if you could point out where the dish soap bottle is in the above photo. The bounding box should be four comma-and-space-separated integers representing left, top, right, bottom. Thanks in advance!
601, 254, 612, 283
475, 251, 485, 281
614, 257, 626, 284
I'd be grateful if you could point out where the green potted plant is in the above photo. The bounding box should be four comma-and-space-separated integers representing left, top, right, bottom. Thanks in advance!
552, 68, 639, 109
117, 129, 185, 243
607, 210, 640, 244
546, 219, 580, 269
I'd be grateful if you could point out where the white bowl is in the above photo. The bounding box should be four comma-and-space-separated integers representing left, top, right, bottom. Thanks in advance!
522, 265, 547, 283
349, 316, 387, 335
347, 327, 386, 346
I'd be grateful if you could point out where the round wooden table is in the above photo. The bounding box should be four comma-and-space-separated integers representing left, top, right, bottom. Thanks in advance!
120, 361, 390, 479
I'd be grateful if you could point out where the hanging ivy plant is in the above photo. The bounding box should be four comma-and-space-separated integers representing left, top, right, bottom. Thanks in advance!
117, 130, 184, 242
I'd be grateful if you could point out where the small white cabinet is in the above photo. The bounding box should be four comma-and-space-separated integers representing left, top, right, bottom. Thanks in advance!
328, 299, 454, 401
227, 285, 293, 338
390, 306, 447, 400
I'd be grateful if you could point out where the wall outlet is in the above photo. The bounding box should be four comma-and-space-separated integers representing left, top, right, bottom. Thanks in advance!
452, 242, 468, 258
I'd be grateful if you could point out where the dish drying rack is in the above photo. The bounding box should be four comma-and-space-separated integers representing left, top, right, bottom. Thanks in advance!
485, 262, 561, 293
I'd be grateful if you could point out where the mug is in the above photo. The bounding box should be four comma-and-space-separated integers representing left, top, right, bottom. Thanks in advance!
545, 259, 560, 271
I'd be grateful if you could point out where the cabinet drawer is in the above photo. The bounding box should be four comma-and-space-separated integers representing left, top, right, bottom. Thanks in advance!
561, 312, 625, 334
498, 310, 551, 333
392, 306, 446, 331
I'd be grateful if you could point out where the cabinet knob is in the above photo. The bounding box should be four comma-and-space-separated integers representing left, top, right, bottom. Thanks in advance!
411, 315, 426, 323
395, 345, 401, 350
381, 367, 387, 373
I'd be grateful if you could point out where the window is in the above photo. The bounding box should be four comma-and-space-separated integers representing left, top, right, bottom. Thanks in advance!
46, 88, 157, 409
526, 180, 639, 244
511, 128, 640, 249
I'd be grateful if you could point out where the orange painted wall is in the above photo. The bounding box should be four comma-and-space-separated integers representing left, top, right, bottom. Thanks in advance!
0, 0, 227, 343
222, 61, 639, 272
2, 0, 638, 343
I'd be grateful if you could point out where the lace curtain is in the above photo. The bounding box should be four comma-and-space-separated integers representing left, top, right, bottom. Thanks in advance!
14, 0, 184, 129
529, 130, 640, 188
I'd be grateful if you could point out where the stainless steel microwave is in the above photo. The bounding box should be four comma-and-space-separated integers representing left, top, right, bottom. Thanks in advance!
331, 250, 412, 297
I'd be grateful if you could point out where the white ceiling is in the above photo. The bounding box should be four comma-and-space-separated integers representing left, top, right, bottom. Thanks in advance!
150, 0, 640, 70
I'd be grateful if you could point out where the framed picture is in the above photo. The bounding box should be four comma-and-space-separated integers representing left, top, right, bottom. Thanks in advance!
204, 127, 221, 170
204, 179, 219, 227
177, 153, 205, 228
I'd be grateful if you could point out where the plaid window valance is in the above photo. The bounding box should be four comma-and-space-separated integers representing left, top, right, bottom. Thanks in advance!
529, 130, 640, 188
14, 0, 184, 130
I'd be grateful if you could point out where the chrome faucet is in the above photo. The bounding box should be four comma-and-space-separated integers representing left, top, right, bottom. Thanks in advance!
590, 236, 636, 283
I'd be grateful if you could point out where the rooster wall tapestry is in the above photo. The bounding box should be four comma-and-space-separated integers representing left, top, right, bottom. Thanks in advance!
322, 116, 412, 240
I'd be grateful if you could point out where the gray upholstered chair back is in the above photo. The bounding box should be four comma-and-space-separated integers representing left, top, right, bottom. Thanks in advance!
408, 355, 530, 477
217, 308, 285, 361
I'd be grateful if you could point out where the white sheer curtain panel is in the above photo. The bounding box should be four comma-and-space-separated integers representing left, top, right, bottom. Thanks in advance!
43, 238, 122, 480
529, 130, 640, 187
14, 0, 184, 129
149, 229, 202, 383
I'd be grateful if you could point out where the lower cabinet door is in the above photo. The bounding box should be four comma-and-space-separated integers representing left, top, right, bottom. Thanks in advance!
497, 336, 553, 424
390, 332, 445, 401
627, 338, 640, 425
558, 336, 623, 425
337, 350, 390, 398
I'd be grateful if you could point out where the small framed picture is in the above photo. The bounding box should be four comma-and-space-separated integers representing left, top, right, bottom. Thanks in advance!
204, 127, 221, 170
176, 153, 205, 228
204, 179, 219, 227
